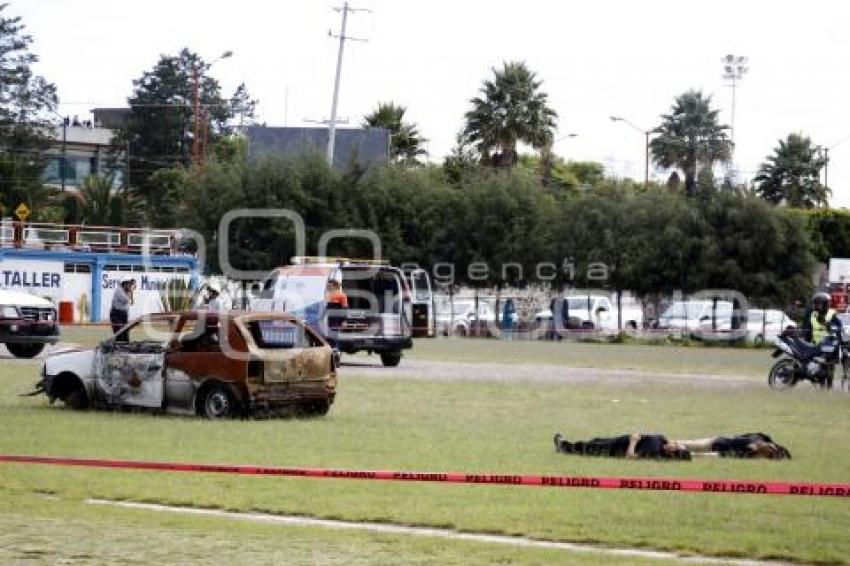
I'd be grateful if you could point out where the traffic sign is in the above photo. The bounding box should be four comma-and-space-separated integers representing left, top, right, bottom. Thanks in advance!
14, 203, 30, 222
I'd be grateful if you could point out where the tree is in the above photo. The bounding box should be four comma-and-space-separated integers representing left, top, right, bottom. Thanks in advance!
0, 4, 58, 217
753, 133, 829, 208
63, 174, 139, 226
650, 90, 732, 197
230, 82, 258, 129
362, 102, 427, 165
119, 49, 251, 192
462, 61, 557, 167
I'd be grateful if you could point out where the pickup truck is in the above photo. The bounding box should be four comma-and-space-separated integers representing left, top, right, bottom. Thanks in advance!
534, 294, 643, 332
0, 289, 59, 358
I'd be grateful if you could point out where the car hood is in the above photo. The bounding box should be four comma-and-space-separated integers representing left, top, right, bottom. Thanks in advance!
0, 289, 53, 307
43, 347, 95, 378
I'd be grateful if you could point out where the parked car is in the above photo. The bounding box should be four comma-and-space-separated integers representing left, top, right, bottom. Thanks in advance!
436, 299, 498, 336
0, 289, 59, 358
657, 300, 732, 334
534, 294, 643, 333
746, 309, 796, 345
35, 311, 338, 418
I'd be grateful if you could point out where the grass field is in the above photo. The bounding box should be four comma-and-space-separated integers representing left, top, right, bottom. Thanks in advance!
409, 337, 769, 376
1, 337, 849, 564
60, 325, 770, 376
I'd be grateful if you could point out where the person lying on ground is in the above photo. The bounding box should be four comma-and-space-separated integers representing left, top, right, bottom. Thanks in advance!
674, 432, 791, 459
553, 432, 691, 460
553, 432, 790, 460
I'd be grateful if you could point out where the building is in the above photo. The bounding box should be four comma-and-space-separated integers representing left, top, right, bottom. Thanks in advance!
0, 222, 198, 323
245, 126, 390, 170
43, 117, 125, 191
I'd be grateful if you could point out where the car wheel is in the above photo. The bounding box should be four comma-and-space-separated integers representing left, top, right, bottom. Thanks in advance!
63, 383, 88, 410
753, 333, 765, 347
7, 343, 45, 358
455, 325, 467, 337
380, 351, 402, 367
200, 384, 236, 419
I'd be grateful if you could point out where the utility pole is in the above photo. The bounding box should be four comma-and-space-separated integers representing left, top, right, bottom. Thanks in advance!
326, 2, 369, 167
192, 66, 200, 166
192, 50, 232, 167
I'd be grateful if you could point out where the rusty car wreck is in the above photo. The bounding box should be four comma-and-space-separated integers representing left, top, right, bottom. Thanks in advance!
36, 311, 338, 418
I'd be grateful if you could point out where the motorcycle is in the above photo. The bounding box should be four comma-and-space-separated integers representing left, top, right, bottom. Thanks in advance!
768, 324, 850, 391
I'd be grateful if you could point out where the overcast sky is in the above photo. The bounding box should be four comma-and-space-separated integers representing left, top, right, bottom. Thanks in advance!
12, 0, 850, 205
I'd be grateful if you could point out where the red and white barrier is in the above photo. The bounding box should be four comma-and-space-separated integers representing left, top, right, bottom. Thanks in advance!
1, 454, 848, 498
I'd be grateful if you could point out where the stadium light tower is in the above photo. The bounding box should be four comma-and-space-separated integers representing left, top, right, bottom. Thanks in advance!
721, 54, 748, 151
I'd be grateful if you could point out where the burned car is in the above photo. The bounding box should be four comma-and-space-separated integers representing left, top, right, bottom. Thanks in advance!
35, 311, 338, 418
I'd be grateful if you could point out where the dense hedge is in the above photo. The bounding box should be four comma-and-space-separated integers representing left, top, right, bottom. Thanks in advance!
173, 152, 817, 306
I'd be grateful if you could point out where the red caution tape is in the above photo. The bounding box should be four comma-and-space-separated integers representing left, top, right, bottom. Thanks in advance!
1, 454, 848, 498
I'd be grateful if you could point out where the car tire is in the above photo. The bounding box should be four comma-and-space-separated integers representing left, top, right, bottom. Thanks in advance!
199, 383, 237, 419
455, 325, 467, 337
63, 383, 88, 410
753, 334, 765, 347
7, 343, 45, 358
380, 351, 402, 367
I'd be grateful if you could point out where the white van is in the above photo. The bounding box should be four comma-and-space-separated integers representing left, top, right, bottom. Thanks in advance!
252, 257, 418, 366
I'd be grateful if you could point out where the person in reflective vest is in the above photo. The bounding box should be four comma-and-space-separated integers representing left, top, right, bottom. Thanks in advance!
801, 292, 838, 344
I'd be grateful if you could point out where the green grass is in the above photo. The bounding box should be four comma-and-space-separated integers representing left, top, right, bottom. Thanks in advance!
3, 492, 652, 565
1, 351, 849, 564
409, 337, 770, 376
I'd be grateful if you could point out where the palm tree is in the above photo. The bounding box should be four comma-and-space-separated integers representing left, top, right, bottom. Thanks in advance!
64, 174, 139, 225
754, 133, 829, 208
650, 90, 732, 197
362, 102, 427, 165
462, 61, 557, 167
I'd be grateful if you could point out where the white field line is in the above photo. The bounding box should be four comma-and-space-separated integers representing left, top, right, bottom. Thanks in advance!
86, 498, 791, 566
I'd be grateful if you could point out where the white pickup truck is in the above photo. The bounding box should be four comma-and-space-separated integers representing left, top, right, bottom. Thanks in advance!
534, 294, 643, 332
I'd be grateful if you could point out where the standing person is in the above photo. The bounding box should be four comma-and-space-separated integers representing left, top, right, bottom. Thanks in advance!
203, 284, 225, 311
110, 279, 134, 341
326, 279, 348, 309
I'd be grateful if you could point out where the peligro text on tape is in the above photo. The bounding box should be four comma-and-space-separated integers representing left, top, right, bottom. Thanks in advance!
1, 454, 848, 498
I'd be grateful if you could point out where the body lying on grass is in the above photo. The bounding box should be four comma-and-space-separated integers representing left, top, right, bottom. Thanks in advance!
553, 432, 791, 460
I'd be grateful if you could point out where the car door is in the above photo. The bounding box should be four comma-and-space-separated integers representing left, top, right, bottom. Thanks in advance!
407, 269, 434, 338
95, 315, 176, 408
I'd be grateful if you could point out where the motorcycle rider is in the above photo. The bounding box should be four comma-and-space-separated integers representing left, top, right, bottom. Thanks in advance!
801, 292, 839, 344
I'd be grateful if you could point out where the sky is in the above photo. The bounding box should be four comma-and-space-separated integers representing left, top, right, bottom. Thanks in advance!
12, 0, 850, 205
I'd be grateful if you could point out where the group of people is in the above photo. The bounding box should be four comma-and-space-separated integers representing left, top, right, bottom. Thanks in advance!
553, 432, 791, 460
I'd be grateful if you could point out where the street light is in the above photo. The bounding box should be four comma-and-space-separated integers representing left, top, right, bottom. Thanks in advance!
610, 116, 650, 187
192, 50, 233, 166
